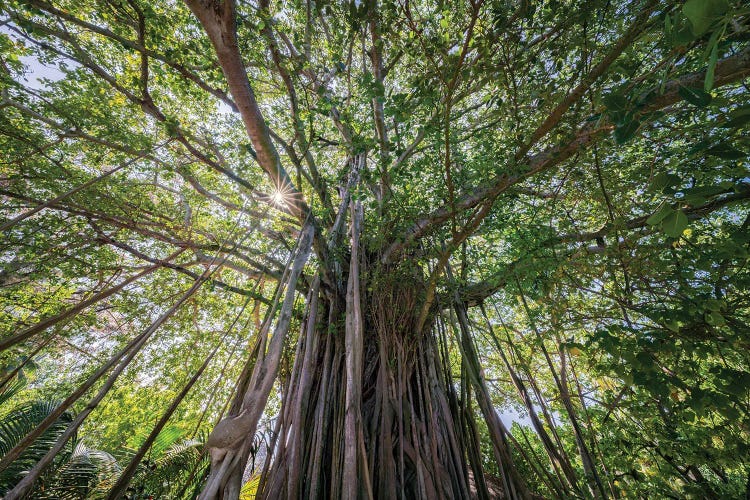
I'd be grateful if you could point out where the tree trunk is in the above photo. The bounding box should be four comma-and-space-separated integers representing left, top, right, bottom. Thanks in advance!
194, 239, 533, 499
198, 223, 314, 499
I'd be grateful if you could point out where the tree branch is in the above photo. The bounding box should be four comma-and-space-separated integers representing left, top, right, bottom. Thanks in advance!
382, 45, 750, 263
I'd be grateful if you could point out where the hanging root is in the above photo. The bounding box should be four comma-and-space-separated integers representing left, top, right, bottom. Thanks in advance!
200, 256, 530, 499
206, 411, 254, 452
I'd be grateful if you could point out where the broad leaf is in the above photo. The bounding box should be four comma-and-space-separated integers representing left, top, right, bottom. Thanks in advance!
683, 0, 729, 35
678, 86, 712, 107
661, 209, 688, 238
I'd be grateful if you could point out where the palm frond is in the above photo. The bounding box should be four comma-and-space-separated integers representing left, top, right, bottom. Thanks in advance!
0, 399, 72, 495
0, 377, 26, 413
36, 442, 121, 500
239, 474, 261, 500
126, 436, 208, 499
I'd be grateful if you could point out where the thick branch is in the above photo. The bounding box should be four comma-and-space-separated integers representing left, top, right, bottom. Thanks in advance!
184, 0, 306, 219
461, 188, 750, 305
383, 46, 750, 263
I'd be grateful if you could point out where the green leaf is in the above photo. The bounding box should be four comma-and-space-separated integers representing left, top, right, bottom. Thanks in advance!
704, 310, 725, 326
646, 205, 673, 226
635, 352, 653, 370
721, 114, 750, 129
706, 143, 745, 159
602, 92, 628, 112
614, 119, 640, 144
682, 185, 729, 205
704, 298, 724, 312
718, 405, 739, 420
661, 209, 688, 238
649, 172, 681, 192
682, 0, 729, 35
705, 40, 718, 91
665, 320, 681, 333
729, 104, 750, 119
673, 22, 697, 46
678, 86, 712, 107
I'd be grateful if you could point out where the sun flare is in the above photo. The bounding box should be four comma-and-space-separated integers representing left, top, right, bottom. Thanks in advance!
271, 190, 287, 206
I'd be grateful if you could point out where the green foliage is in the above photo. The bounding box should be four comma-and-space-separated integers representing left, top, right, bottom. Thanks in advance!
123, 431, 209, 500
0, 393, 208, 498
683, 0, 729, 35
0, 0, 748, 497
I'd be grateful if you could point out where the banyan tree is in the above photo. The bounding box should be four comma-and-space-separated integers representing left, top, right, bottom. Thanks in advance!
1, 0, 749, 498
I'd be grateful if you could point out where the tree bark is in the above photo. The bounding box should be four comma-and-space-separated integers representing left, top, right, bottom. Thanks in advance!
199, 222, 313, 499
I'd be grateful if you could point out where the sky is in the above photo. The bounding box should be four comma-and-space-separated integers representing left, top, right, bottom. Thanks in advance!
2, 24, 67, 90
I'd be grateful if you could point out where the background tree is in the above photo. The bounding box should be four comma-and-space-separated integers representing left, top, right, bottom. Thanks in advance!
1, 0, 749, 498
